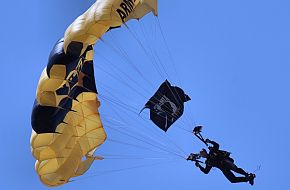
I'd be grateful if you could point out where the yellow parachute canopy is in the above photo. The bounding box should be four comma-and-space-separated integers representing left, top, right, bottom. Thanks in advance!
30, 0, 158, 187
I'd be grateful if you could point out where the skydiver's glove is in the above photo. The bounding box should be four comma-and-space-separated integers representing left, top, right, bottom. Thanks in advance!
193, 126, 203, 134
205, 139, 211, 143
195, 161, 201, 167
186, 155, 193, 161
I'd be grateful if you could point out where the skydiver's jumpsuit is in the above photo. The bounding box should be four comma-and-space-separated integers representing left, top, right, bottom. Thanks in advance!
197, 140, 249, 183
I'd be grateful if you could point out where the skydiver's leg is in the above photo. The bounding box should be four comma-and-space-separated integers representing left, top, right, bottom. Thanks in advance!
231, 165, 248, 176
221, 169, 249, 183
224, 159, 248, 176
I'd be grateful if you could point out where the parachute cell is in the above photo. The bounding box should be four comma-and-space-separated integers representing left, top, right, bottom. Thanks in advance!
142, 80, 191, 131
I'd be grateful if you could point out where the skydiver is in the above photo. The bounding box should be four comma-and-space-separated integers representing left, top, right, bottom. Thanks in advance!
187, 139, 256, 185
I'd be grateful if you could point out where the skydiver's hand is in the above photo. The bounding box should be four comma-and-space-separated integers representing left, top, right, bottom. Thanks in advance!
195, 162, 200, 167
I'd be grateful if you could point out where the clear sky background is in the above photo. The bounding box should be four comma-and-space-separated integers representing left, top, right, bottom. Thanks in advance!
1, 0, 290, 189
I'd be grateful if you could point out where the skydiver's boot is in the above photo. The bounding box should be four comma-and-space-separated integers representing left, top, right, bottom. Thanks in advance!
248, 173, 256, 186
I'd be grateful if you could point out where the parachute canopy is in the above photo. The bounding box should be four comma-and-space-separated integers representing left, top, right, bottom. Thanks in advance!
142, 80, 191, 132
31, 0, 158, 187
31, 40, 106, 187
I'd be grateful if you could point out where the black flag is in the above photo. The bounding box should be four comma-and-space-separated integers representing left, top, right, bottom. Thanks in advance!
141, 80, 191, 132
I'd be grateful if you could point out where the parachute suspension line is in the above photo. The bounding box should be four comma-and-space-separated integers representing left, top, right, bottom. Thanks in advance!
94, 55, 187, 130
90, 134, 179, 158
100, 85, 187, 126
95, 51, 153, 97
99, 94, 138, 114
95, 64, 151, 102
99, 114, 127, 127
100, 36, 155, 89
98, 33, 191, 157
136, 22, 167, 80
137, 109, 189, 157
101, 86, 188, 128
52, 89, 155, 130
94, 59, 175, 114
63, 121, 180, 159
100, 98, 179, 156
155, 18, 196, 130
94, 52, 139, 90
138, 22, 191, 130
175, 125, 192, 133
102, 115, 184, 156
99, 90, 184, 131
162, 80, 193, 132
74, 134, 161, 155
161, 82, 191, 122
96, 37, 190, 128
99, 90, 189, 130
98, 87, 188, 157
56, 60, 187, 130
125, 24, 161, 78
98, 86, 182, 143
124, 24, 167, 82
71, 159, 181, 183
57, 65, 190, 140
95, 68, 189, 127
150, 120, 188, 157
99, 93, 186, 156
106, 31, 164, 81
53, 105, 181, 159
104, 32, 138, 70
98, 156, 173, 160
53, 83, 188, 158
153, 50, 171, 79
140, 117, 188, 158
129, 18, 192, 130
138, 20, 171, 81
100, 96, 129, 128
101, 118, 171, 153
155, 17, 195, 129
99, 99, 190, 153
98, 78, 189, 127
95, 55, 188, 126
104, 124, 185, 158
101, 99, 172, 151
139, 116, 188, 157
155, 17, 181, 85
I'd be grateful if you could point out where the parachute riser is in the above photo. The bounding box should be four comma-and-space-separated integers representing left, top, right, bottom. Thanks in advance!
193, 126, 208, 147
194, 133, 208, 147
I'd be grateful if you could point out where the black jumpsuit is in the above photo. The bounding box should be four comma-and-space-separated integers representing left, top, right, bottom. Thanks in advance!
198, 141, 249, 183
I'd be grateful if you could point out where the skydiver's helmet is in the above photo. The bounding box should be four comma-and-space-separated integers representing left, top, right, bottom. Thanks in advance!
199, 148, 208, 158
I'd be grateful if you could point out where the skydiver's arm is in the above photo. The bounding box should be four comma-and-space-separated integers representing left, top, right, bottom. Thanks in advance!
207, 140, 220, 150
198, 164, 212, 174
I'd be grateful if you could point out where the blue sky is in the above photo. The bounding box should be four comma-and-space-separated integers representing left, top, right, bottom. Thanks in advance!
1, 0, 290, 189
